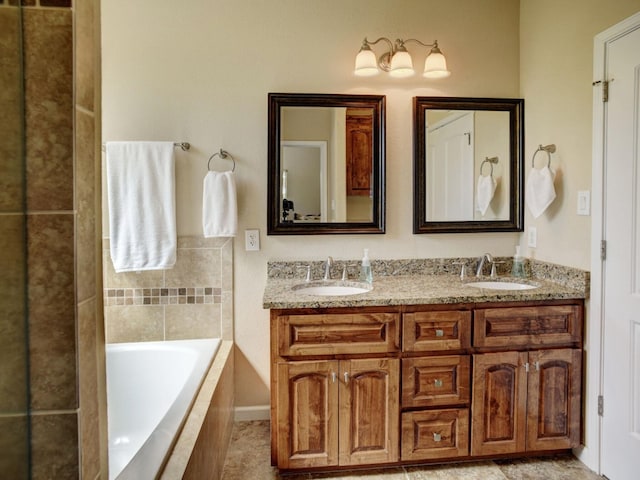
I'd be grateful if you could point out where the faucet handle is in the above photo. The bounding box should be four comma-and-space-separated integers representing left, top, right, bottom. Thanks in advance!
452, 262, 467, 281
342, 263, 358, 281
490, 261, 506, 279
297, 265, 311, 282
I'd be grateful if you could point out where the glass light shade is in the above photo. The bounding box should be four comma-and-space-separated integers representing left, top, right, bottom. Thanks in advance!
389, 50, 414, 77
354, 49, 379, 76
423, 49, 451, 78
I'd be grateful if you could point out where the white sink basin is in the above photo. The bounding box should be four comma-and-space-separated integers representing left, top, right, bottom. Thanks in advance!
292, 281, 372, 296
466, 281, 539, 290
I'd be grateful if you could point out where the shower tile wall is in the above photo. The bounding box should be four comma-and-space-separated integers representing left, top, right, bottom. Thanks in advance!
10, 0, 106, 479
103, 237, 234, 342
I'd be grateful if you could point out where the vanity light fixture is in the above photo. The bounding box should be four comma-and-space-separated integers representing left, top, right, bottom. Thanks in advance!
354, 37, 450, 79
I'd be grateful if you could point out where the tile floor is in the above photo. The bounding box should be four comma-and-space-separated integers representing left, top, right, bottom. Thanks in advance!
221, 421, 603, 480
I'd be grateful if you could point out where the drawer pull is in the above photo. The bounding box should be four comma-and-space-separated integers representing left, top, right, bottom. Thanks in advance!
534, 361, 540, 371
434, 379, 443, 387
344, 372, 350, 384
331, 372, 337, 383
524, 362, 530, 373
433, 433, 442, 442
435, 329, 444, 337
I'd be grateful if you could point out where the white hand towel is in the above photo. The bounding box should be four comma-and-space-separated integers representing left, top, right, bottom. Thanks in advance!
476, 174, 497, 216
106, 142, 177, 272
526, 166, 556, 218
203, 171, 237, 237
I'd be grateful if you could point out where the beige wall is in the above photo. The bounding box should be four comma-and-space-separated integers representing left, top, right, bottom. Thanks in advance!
100, 0, 640, 416
102, 0, 521, 410
520, 0, 640, 268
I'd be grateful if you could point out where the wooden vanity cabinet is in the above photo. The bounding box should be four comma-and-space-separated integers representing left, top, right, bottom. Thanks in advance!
471, 302, 583, 456
346, 109, 373, 196
270, 300, 584, 471
271, 309, 401, 469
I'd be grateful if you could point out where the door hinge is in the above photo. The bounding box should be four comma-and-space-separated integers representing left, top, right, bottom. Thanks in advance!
598, 395, 604, 416
601, 240, 607, 261
592, 80, 610, 102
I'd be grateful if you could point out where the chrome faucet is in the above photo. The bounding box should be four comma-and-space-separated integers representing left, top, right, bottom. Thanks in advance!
476, 253, 494, 277
323, 256, 334, 280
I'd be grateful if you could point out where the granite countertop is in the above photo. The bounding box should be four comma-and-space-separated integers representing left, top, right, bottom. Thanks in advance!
262, 258, 589, 310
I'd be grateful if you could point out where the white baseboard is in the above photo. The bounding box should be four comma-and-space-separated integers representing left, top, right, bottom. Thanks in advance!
234, 405, 270, 422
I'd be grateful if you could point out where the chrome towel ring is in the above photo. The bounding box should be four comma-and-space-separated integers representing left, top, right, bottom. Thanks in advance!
208, 149, 236, 172
480, 156, 498, 176
531, 144, 556, 168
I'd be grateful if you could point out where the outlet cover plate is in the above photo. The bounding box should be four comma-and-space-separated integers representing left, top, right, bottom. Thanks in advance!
245, 229, 260, 251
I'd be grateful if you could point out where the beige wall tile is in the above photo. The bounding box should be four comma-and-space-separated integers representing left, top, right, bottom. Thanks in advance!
105, 305, 164, 343
0, 8, 24, 213
23, 9, 73, 212
78, 299, 101, 480
27, 214, 77, 411
31, 412, 79, 480
165, 248, 221, 288
102, 248, 164, 288
74, 0, 95, 111
76, 109, 96, 303
165, 304, 221, 340
0, 415, 29, 479
221, 290, 233, 341
177, 236, 229, 249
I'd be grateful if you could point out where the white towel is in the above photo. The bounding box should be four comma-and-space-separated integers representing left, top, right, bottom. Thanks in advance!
476, 174, 497, 216
526, 166, 556, 218
203, 171, 237, 237
106, 142, 177, 272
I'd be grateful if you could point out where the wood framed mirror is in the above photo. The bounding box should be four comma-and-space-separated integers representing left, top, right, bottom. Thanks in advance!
267, 93, 386, 235
413, 96, 524, 234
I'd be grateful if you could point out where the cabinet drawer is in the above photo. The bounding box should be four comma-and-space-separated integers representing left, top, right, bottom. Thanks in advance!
401, 409, 469, 461
474, 304, 582, 348
277, 312, 400, 356
402, 355, 470, 407
403, 310, 471, 352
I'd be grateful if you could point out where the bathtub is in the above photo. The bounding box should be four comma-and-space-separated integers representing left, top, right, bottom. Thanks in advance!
106, 338, 221, 480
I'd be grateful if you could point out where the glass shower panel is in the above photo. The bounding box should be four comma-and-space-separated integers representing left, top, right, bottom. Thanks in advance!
0, 2, 31, 478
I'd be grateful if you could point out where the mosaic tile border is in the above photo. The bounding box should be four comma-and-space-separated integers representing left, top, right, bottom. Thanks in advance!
104, 287, 221, 306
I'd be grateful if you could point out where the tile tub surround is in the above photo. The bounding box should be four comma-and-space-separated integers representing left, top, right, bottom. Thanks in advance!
263, 258, 589, 309
103, 236, 234, 343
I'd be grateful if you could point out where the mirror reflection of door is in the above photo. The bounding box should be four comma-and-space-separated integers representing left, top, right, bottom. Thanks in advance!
280, 141, 327, 222
426, 111, 475, 221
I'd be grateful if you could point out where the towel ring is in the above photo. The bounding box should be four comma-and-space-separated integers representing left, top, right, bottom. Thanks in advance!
480, 156, 498, 176
531, 144, 556, 168
208, 149, 236, 172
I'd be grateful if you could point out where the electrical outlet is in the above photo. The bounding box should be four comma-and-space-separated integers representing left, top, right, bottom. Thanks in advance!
245, 229, 260, 251
528, 226, 537, 248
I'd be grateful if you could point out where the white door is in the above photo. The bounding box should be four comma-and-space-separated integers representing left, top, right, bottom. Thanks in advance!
426, 112, 474, 221
600, 19, 640, 480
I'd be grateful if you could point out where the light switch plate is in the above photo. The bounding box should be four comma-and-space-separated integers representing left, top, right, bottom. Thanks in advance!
528, 226, 537, 248
245, 229, 260, 251
577, 190, 591, 215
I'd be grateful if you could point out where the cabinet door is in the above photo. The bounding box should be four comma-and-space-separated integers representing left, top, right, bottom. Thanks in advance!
471, 352, 528, 456
526, 348, 582, 451
338, 358, 399, 466
276, 361, 339, 469
346, 112, 373, 196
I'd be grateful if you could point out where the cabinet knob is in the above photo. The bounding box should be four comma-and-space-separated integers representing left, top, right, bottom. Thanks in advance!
435, 329, 444, 337
344, 372, 350, 384
434, 379, 443, 388
433, 433, 442, 442
331, 372, 337, 383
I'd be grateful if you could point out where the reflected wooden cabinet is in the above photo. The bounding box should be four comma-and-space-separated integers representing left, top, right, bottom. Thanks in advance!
471, 348, 582, 455
270, 300, 583, 472
346, 109, 373, 196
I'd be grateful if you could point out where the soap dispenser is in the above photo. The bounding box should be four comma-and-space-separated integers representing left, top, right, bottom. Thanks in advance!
359, 249, 373, 284
511, 245, 526, 278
